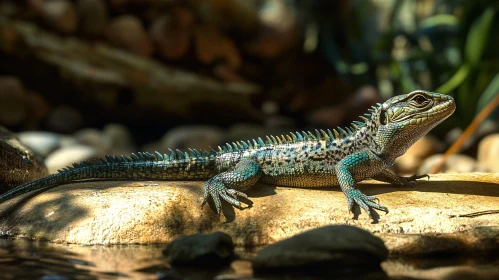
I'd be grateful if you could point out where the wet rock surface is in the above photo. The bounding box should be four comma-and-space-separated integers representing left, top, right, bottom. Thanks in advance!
163, 232, 234, 266
0, 126, 48, 192
252, 225, 388, 271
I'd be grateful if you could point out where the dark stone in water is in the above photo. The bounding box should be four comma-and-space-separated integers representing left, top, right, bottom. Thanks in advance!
253, 225, 388, 276
163, 232, 235, 266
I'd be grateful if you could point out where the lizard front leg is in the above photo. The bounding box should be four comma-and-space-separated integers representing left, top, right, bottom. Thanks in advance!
335, 151, 389, 218
373, 169, 429, 186
201, 158, 262, 213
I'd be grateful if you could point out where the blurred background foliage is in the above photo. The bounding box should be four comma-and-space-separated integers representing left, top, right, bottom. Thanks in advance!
297, 0, 498, 129
0, 0, 498, 176
1, 0, 498, 133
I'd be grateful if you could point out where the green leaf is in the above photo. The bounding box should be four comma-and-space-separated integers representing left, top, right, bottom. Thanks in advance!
476, 73, 499, 113
420, 14, 459, 29
465, 8, 495, 66
436, 63, 470, 94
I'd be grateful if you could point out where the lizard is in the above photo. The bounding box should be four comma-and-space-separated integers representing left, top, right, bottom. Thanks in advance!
0, 90, 455, 219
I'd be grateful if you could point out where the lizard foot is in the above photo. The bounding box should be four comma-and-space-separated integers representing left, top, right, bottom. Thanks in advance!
398, 173, 430, 186
201, 179, 248, 213
345, 189, 388, 218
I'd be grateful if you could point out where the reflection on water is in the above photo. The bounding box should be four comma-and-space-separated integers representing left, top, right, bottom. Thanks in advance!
0, 238, 164, 279
1, 238, 498, 280
0, 238, 248, 280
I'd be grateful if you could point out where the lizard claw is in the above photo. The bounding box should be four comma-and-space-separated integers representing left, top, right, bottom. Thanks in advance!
201, 179, 248, 213
346, 189, 389, 218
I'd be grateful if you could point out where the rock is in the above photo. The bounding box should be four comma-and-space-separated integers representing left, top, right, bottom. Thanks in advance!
419, 154, 484, 174
0, 76, 28, 126
477, 133, 499, 172
74, 128, 111, 155
0, 126, 48, 192
0, 17, 262, 123
0, 173, 498, 250
18, 131, 64, 158
44, 145, 98, 174
193, 0, 259, 32
102, 124, 135, 155
194, 26, 241, 69
150, 8, 194, 60
252, 225, 387, 271
395, 135, 444, 174
0, 76, 50, 129
163, 232, 234, 266
244, 0, 299, 58
44, 106, 84, 134
106, 15, 153, 57
76, 0, 108, 37
159, 126, 224, 151
40, 0, 78, 34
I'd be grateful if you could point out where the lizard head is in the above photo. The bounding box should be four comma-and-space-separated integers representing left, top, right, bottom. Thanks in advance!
373, 90, 456, 161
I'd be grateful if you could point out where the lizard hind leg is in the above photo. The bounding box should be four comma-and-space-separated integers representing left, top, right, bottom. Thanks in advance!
201, 158, 262, 213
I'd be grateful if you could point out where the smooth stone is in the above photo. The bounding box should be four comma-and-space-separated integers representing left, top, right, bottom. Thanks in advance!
477, 133, 499, 172
161, 126, 224, 151
105, 15, 153, 57
163, 232, 234, 266
74, 128, 112, 155
419, 154, 485, 174
252, 225, 387, 270
0, 126, 48, 192
44, 145, 98, 174
40, 0, 78, 34
102, 123, 135, 154
0, 173, 498, 255
17, 131, 63, 158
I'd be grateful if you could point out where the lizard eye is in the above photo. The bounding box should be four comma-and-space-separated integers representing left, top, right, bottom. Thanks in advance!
413, 95, 426, 104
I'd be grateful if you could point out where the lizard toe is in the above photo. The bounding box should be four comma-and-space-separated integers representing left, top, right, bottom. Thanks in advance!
346, 189, 389, 217
219, 192, 241, 208
226, 189, 248, 200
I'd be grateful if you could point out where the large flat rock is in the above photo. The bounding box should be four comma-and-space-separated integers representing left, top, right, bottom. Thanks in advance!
0, 173, 498, 255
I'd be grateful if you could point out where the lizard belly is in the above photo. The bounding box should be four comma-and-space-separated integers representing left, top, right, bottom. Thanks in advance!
260, 172, 339, 187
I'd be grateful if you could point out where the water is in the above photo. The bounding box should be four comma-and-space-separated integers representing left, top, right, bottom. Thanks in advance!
1, 238, 498, 279
0, 238, 255, 279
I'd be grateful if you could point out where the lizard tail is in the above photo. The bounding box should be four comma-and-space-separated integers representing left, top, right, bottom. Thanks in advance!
0, 151, 218, 204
